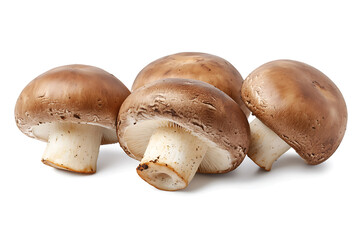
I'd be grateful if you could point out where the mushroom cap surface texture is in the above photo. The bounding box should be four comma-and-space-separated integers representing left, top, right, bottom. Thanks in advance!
241, 60, 347, 164
132, 52, 250, 117
118, 78, 250, 173
15, 64, 130, 144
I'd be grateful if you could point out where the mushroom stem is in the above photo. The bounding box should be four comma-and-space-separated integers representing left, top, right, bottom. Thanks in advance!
248, 118, 291, 171
41, 123, 103, 173
137, 125, 208, 191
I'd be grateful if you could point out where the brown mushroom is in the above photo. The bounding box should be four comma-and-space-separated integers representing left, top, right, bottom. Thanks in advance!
132, 52, 250, 117
241, 60, 347, 170
117, 78, 250, 190
15, 64, 130, 173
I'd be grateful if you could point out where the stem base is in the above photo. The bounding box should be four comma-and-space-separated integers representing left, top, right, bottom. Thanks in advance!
138, 126, 207, 190
248, 118, 290, 171
42, 123, 103, 173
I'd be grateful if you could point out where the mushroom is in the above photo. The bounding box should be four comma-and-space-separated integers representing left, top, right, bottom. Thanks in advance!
132, 52, 250, 117
241, 60, 347, 170
15, 64, 130, 173
117, 78, 250, 191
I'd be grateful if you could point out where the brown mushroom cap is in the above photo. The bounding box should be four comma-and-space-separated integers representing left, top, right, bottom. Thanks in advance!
132, 52, 250, 117
118, 78, 250, 173
15, 64, 130, 144
241, 60, 347, 164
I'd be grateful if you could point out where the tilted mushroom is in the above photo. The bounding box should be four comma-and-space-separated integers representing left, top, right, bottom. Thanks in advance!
241, 60, 347, 170
117, 78, 250, 190
15, 64, 130, 173
132, 52, 250, 117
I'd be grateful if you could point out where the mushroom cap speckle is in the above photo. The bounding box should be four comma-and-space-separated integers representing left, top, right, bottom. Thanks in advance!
118, 78, 250, 173
241, 60, 347, 164
15, 64, 130, 144
132, 52, 250, 117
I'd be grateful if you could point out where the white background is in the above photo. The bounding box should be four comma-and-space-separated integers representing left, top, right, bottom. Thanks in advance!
1, 0, 359, 239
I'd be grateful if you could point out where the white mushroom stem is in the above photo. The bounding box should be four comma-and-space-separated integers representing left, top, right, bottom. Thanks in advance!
41, 123, 103, 173
137, 126, 208, 191
248, 118, 291, 171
